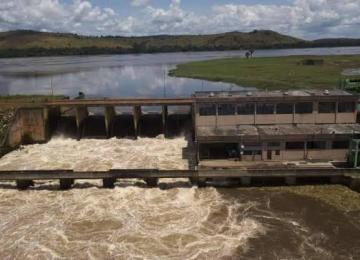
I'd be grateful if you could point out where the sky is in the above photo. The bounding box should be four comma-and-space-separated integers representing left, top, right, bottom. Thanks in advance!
0, 0, 360, 39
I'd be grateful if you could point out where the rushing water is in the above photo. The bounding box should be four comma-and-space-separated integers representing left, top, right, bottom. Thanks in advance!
1, 48, 360, 259
0, 137, 360, 259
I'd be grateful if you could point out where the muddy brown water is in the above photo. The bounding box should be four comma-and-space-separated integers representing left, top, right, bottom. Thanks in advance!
0, 137, 360, 259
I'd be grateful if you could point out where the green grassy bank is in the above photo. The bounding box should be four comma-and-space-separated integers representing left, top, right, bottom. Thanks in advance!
169, 55, 360, 90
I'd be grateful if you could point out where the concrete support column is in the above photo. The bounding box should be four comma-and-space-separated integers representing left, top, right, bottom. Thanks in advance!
240, 177, 251, 186
133, 106, 142, 138
285, 176, 297, 186
191, 104, 196, 141
347, 177, 360, 192
197, 178, 207, 188
16, 180, 34, 190
103, 178, 116, 189
60, 179, 74, 190
105, 106, 116, 138
162, 105, 168, 137
330, 176, 343, 184
145, 177, 159, 187
75, 106, 88, 140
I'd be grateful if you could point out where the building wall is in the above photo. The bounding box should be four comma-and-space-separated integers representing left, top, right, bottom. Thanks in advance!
195, 101, 357, 127
198, 141, 349, 162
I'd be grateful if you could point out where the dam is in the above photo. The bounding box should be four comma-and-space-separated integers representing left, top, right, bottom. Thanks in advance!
1, 89, 360, 190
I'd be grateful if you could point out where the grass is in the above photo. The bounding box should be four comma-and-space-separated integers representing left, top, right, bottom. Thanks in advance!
253, 185, 360, 212
169, 55, 360, 90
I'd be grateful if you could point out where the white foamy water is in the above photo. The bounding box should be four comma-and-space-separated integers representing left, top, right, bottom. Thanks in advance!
0, 137, 267, 258
0, 186, 265, 259
0, 136, 195, 171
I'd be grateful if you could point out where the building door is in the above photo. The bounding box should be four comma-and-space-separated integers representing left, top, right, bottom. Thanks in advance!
267, 150, 272, 160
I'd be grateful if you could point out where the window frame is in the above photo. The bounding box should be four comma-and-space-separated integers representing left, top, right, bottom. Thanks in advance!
318, 102, 336, 114
295, 102, 313, 114
286, 142, 305, 150
307, 141, 327, 150
256, 103, 275, 115
338, 102, 356, 113
276, 103, 294, 114
332, 141, 350, 149
198, 104, 217, 116
217, 103, 236, 116
237, 103, 255, 115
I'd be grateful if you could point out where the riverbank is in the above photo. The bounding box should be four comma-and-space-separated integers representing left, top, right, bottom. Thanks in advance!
169, 55, 360, 90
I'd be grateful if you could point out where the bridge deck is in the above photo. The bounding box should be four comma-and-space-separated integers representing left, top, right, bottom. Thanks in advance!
0, 98, 194, 108
0, 168, 359, 181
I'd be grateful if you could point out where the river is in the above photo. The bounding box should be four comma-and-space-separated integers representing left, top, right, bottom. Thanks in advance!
1, 47, 360, 259
1, 46, 360, 98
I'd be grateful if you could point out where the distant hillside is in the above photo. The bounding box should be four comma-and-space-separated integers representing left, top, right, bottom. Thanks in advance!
0, 29, 359, 58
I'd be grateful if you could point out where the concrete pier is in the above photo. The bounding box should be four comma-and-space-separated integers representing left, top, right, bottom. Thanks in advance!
103, 178, 116, 188
240, 177, 251, 186
75, 106, 88, 139
16, 180, 34, 190
145, 177, 159, 187
105, 106, 116, 138
133, 106, 142, 138
162, 106, 168, 136
285, 176, 297, 186
60, 179, 74, 190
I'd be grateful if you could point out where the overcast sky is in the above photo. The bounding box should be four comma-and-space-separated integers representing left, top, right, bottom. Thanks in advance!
0, 0, 360, 39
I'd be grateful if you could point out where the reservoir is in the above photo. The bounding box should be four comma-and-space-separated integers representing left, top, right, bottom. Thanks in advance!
1, 47, 360, 259
1, 46, 360, 97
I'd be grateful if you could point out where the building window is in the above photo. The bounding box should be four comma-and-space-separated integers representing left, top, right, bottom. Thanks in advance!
332, 141, 349, 149
318, 102, 336, 113
268, 142, 281, 147
338, 102, 356, 113
286, 142, 305, 150
275, 150, 281, 156
199, 104, 216, 116
307, 141, 326, 150
244, 150, 261, 156
237, 103, 255, 115
218, 104, 235, 115
257, 103, 275, 115
276, 103, 293, 114
295, 102, 313, 114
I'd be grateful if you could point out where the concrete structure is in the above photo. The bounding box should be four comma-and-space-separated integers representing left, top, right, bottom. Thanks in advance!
2, 90, 360, 190
3, 89, 360, 166
193, 90, 360, 163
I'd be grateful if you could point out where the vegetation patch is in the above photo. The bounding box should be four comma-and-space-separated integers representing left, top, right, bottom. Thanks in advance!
252, 185, 360, 212
169, 55, 360, 90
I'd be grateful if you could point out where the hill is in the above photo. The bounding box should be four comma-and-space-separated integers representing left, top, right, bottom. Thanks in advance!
0, 29, 359, 58
0, 30, 306, 58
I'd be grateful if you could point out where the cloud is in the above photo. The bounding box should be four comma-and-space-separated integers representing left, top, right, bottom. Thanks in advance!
130, 0, 150, 7
0, 0, 360, 38
0, 0, 134, 35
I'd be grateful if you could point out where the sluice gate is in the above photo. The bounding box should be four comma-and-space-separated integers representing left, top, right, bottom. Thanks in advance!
2, 97, 194, 147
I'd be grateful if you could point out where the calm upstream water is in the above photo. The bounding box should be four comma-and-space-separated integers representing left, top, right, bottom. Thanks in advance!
1, 47, 360, 259
1, 46, 360, 97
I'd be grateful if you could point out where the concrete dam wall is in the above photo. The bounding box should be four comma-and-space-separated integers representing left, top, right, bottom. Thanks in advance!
5, 106, 193, 148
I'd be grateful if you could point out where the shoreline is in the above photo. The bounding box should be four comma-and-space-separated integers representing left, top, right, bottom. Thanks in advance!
169, 55, 360, 90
